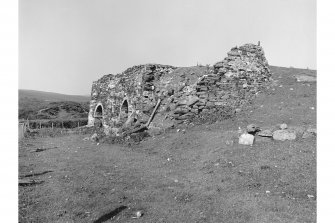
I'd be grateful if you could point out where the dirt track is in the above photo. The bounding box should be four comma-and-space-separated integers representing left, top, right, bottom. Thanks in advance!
19, 66, 316, 223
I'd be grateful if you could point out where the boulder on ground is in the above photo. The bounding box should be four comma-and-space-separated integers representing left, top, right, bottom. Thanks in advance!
239, 133, 255, 145
279, 123, 288, 130
257, 129, 273, 137
288, 126, 305, 136
247, 124, 261, 134
273, 130, 296, 141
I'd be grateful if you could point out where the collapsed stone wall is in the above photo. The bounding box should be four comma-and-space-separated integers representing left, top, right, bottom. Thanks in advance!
88, 43, 271, 135
165, 43, 271, 123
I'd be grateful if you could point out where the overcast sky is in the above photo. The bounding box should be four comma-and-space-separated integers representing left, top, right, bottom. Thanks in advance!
19, 0, 316, 95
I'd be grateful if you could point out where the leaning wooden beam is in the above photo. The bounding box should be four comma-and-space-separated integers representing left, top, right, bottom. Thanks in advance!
145, 98, 161, 128
121, 98, 161, 136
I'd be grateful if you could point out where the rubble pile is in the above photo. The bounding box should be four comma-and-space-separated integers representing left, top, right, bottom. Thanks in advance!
166, 43, 272, 122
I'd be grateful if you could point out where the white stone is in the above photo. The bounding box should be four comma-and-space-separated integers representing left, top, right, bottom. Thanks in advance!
273, 130, 296, 141
239, 133, 255, 145
279, 123, 288, 130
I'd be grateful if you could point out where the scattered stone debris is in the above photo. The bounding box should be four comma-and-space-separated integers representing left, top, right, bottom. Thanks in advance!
246, 124, 261, 134
273, 130, 297, 141
239, 133, 255, 145
245, 125, 273, 143
257, 129, 273, 137
279, 123, 288, 130
243, 124, 315, 142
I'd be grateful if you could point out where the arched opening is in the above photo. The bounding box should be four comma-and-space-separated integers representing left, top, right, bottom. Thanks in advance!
119, 100, 129, 123
94, 105, 103, 117
93, 104, 103, 127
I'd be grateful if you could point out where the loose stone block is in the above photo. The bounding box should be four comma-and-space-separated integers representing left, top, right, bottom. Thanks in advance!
273, 130, 296, 141
239, 133, 255, 145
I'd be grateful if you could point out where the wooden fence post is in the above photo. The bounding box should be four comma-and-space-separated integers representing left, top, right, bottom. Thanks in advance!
39, 121, 41, 129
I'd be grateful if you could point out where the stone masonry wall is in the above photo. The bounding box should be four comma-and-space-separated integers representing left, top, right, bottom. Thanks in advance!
88, 43, 272, 135
87, 64, 176, 134
158, 43, 271, 125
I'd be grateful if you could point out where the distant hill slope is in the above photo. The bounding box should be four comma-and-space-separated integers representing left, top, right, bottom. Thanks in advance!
19, 89, 90, 102
269, 66, 316, 77
19, 90, 90, 120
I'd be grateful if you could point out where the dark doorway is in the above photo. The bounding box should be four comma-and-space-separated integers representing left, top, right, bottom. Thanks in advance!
94, 105, 103, 127
94, 105, 103, 117
120, 100, 129, 122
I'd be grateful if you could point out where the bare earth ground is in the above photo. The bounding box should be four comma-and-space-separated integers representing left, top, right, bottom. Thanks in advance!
19, 67, 316, 223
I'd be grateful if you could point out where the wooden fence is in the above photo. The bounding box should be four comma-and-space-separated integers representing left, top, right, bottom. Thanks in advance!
25, 118, 88, 129
18, 118, 88, 139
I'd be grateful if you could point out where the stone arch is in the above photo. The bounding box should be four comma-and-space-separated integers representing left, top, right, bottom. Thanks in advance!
119, 99, 129, 123
94, 104, 104, 117
93, 103, 104, 127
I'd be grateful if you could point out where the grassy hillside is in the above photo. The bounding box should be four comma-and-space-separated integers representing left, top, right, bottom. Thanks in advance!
19, 89, 90, 102
19, 90, 90, 120
19, 64, 316, 222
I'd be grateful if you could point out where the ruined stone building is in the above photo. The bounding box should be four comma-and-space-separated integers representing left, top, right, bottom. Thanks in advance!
87, 43, 271, 135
